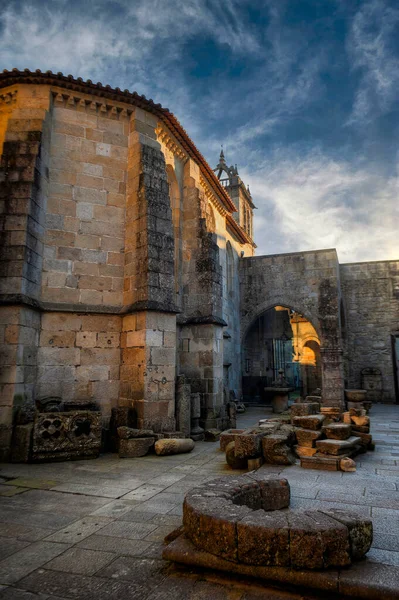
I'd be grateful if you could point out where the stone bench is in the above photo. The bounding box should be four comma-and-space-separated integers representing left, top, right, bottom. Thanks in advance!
183, 475, 372, 570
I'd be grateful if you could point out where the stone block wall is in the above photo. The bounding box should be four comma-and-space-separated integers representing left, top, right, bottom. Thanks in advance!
42, 100, 127, 307
37, 313, 121, 420
340, 260, 399, 402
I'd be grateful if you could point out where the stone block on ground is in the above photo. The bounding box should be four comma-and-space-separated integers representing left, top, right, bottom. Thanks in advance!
322, 423, 352, 440
117, 427, 155, 439
316, 436, 361, 456
225, 441, 247, 470
340, 457, 356, 472
355, 431, 373, 448
247, 457, 263, 470
349, 407, 366, 417
163, 431, 185, 439
262, 434, 296, 465
32, 411, 102, 462
290, 403, 319, 421
351, 425, 370, 433
220, 429, 245, 452
351, 415, 370, 427
155, 438, 195, 456
295, 445, 318, 457
295, 428, 323, 447
342, 412, 352, 424
292, 414, 325, 430
118, 437, 155, 458
234, 427, 272, 459
300, 455, 341, 471
204, 429, 221, 442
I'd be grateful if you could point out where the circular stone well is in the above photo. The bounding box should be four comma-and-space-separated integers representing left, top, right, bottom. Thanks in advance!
183, 475, 372, 570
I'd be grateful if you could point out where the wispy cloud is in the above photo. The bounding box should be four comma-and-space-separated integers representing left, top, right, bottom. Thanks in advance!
347, 0, 399, 123
1, 0, 397, 262
242, 150, 399, 262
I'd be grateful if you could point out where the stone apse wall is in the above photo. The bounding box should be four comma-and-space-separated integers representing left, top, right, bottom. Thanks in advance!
340, 260, 399, 402
0, 72, 254, 459
239, 250, 345, 406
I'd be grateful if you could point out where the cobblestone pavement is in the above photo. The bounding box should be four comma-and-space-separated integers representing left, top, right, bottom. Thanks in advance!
0, 404, 398, 599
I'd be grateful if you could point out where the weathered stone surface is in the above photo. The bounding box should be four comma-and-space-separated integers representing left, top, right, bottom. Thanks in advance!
295, 446, 317, 457
342, 411, 352, 424
290, 403, 319, 421
316, 436, 361, 455
234, 427, 270, 459
322, 423, 352, 440
225, 441, 247, 470
118, 437, 155, 458
301, 456, 340, 471
304, 510, 351, 568
183, 494, 251, 562
340, 457, 356, 472
258, 478, 290, 511
351, 415, 370, 427
154, 438, 194, 456
176, 375, 191, 437
204, 429, 221, 442
293, 414, 325, 430
32, 411, 101, 462
220, 429, 245, 452
181, 474, 372, 570
295, 428, 322, 447
10, 424, 33, 463
355, 431, 373, 448
350, 407, 367, 417
117, 427, 155, 439
237, 510, 290, 566
320, 509, 373, 560
247, 457, 263, 470
262, 434, 296, 465
351, 425, 370, 433
345, 389, 367, 403
163, 431, 185, 439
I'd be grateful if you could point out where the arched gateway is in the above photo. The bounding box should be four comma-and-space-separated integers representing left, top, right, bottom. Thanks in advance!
239, 249, 345, 407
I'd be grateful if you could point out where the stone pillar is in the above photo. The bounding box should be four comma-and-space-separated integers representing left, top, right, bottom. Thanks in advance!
0, 85, 52, 459
320, 348, 345, 408
177, 160, 226, 430
176, 374, 191, 437
120, 107, 178, 432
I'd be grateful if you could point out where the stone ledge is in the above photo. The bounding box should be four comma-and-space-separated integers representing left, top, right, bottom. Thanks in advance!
163, 535, 399, 600
0, 294, 180, 315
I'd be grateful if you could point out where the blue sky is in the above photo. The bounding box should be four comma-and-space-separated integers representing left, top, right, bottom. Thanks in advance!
2, 0, 398, 261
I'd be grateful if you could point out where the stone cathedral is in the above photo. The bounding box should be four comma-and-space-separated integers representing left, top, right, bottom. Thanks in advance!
0, 69, 398, 461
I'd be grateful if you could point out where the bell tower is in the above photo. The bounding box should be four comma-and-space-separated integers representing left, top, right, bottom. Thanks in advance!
214, 148, 255, 238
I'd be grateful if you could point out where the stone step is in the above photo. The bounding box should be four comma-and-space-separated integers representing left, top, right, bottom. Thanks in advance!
322, 423, 352, 440
292, 414, 325, 430
295, 428, 323, 447
316, 436, 361, 456
300, 448, 360, 470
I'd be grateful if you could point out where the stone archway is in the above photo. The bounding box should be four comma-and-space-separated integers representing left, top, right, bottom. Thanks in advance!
239, 250, 345, 407
242, 305, 322, 403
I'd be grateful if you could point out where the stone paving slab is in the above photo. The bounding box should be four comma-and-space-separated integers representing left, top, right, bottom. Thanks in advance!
0, 404, 398, 598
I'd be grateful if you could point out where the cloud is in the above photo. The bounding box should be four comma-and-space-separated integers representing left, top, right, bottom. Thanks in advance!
347, 0, 399, 123
242, 150, 399, 262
